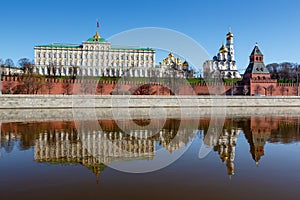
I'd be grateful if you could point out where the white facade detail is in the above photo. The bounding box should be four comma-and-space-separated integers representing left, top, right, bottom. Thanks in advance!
34, 31, 157, 77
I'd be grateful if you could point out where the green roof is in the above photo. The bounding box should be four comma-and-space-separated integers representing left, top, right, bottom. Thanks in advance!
86, 37, 107, 43
251, 45, 263, 56
111, 46, 153, 51
36, 43, 82, 48
244, 62, 270, 74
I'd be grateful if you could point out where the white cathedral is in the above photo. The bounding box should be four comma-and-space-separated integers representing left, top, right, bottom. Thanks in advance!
203, 31, 241, 79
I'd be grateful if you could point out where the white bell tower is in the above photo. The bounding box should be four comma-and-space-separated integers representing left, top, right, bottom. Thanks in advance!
226, 28, 235, 61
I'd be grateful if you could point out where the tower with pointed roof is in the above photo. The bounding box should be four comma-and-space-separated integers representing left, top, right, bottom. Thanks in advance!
203, 31, 241, 79
243, 44, 277, 95
243, 43, 270, 80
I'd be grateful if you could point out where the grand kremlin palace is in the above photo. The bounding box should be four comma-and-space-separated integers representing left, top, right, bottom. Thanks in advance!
34, 31, 156, 77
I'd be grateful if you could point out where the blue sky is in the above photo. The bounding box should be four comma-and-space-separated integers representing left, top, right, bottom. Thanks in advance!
0, 0, 300, 73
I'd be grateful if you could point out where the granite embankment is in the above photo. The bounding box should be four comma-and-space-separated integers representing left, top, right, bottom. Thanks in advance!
1, 95, 300, 109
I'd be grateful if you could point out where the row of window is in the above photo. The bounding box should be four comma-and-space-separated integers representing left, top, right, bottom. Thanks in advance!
37, 67, 158, 76
37, 61, 153, 68
36, 52, 153, 61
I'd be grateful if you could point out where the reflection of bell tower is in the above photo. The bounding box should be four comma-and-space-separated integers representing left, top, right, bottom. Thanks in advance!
214, 127, 241, 176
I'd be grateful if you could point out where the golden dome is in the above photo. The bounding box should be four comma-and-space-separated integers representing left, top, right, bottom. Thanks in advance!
219, 43, 228, 53
168, 52, 174, 58
182, 60, 189, 67
226, 32, 234, 39
93, 31, 100, 42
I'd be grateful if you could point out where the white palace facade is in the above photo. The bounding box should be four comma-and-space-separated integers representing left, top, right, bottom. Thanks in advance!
34, 31, 157, 77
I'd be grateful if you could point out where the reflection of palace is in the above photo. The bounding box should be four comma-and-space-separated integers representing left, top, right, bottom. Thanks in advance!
34, 125, 156, 176
33, 119, 195, 175
1, 117, 300, 177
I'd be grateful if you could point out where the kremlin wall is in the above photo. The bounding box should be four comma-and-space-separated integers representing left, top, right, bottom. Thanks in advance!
1, 75, 299, 96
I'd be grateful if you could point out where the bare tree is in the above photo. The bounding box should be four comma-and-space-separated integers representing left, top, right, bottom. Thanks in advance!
69, 65, 79, 80
97, 81, 104, 95
255, 85, 260, 94
3, 79, 14, 94
268, 85, 275, 96
62, 80, 72, 95
45, 79, 53, 94
280, 85, 286, 95
21, 75, 35, 94
52, 64, 57, 78
33, 80, 43, 94
0, 59, 4, 67
5, 58, 14, 75
46, 65, 51, 77
18, 58, 33, 74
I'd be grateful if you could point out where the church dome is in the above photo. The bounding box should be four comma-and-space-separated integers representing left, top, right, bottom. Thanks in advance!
226, 32, 234, 39
182, 60, 189, 67
219, 44, 228, 53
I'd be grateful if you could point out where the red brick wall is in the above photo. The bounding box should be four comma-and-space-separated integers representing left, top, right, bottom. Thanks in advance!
1, 76, 299, 96
250, 79, 299, 96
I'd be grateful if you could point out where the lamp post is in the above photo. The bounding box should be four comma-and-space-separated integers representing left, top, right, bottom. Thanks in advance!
296, 64, 299, 96
122, 63, 134, 96
0, 66, 2, 95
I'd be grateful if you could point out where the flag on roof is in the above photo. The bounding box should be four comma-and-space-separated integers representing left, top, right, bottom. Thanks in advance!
97, 19, 100, 28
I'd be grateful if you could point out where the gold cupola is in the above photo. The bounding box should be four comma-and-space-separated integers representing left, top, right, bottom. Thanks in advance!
226, 31, 234, 39
182, 60, 189, 67
93, 31, 100, 42
219, 43, 228, 53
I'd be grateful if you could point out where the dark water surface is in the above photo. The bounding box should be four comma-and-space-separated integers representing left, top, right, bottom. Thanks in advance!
1, 114, 300, 200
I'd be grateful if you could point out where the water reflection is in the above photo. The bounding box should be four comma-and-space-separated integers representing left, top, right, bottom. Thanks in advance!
1, 116, 300, 177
